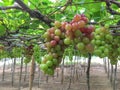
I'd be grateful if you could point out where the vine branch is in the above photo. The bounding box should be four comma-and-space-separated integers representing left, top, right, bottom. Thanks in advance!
105, 0, 120, 15
48, 0, 73, 16
0, 6, 23, 10
110, 0, 120, 7
15, 0, 54, 26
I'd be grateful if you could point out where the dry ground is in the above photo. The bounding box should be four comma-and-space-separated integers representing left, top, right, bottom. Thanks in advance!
0, 63, 119, 90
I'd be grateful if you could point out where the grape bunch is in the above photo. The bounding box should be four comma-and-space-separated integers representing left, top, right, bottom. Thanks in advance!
92, 27, 112, 58
108, 36, 120, 64
64, 14, 95, 54
41, 14, 95, 75
24, 44, 34, 64
12, 47, 23, 58
92, 26, 120, 65
0, 44, 4, 53
33, 45, 41, 64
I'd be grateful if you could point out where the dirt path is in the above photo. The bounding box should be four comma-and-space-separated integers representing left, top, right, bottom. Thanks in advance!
0, 64, 115, 90
89, 66, 113, 90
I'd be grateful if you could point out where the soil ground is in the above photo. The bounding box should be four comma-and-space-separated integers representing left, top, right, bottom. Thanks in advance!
0, 63, 119, 90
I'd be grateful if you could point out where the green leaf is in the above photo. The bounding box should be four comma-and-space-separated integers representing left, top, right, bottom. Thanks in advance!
0, 25, 6, 36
